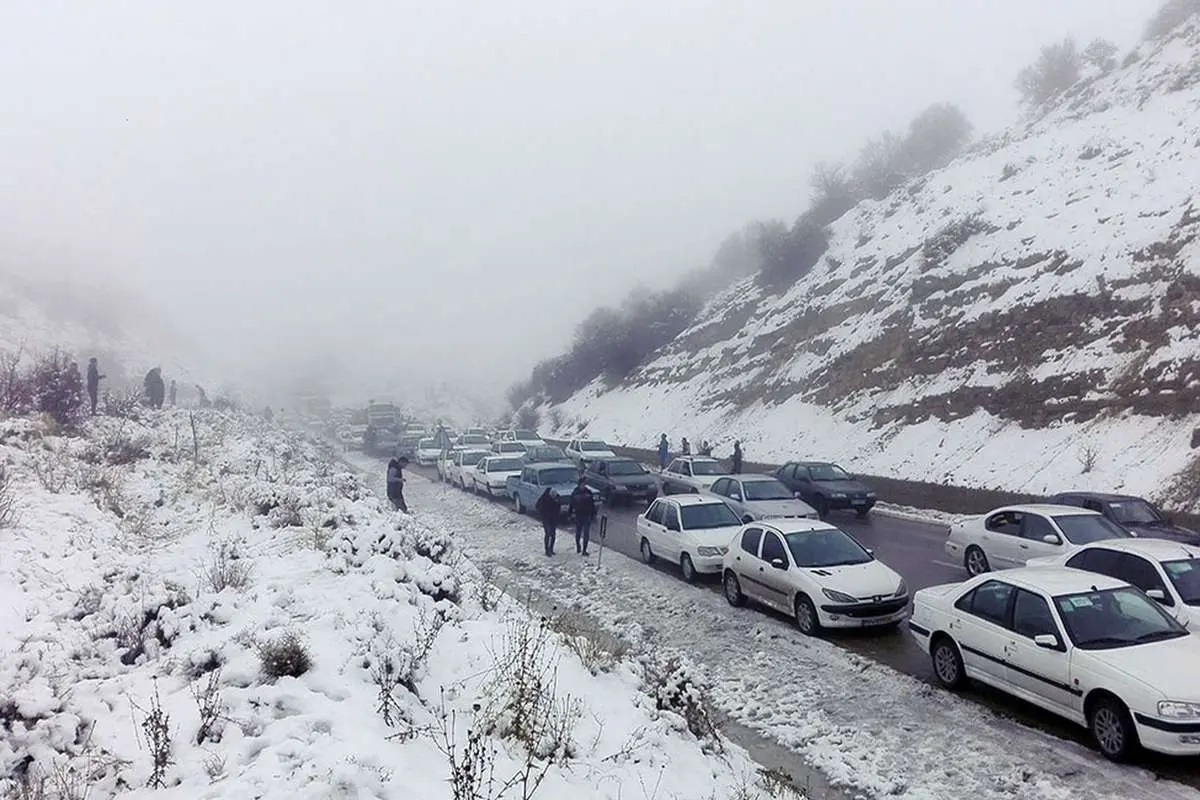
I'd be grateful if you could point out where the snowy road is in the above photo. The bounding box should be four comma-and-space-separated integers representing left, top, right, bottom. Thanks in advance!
390, 465, 1200, 800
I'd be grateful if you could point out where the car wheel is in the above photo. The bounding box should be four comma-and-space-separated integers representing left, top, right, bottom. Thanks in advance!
1088, 695, 1138, 761
793, 594, 821, 636
855, 507, 870, 519
930, 636, 966, 689
964, 546, 990, 576
680, 554, 697, 583
815, 498, 830, 519
723, 570, 745, 607
640, 538, 655, 565
515, 495, 525, 514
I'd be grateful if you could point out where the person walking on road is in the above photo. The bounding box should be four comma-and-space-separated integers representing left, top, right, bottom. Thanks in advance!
731, 440, 743, 474
386, 456, 410, 512
536, 488, 560, 556
569, 476, 597, 556
657, 434, 669, 470
86, 358, 105, 415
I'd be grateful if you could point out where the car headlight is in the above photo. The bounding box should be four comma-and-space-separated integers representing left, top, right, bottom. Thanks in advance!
866, 492, 877, 499
696, 546, 726, 557
829, 492, 846, 498
1158, 701, 1200, 719
894, 580, 908, 598
822, 588, 857, 603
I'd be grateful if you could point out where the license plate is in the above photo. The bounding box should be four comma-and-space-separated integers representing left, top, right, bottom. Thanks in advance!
851, 499, 866, 506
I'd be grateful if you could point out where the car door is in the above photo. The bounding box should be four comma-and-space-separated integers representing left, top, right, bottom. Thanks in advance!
722, 478, 747, 516
661, 503, 684, 561
791, 467, 816, 503
730, 527, 765, 602
1015, 512, 1066, 564
640, 500, 668, 551
981, 511, 1026, 568
711, 478, 739, 512
663, 460, 684, 493
948, 580, 1016, 688
754, 531, 793, 612
1002, 589, 1079, 719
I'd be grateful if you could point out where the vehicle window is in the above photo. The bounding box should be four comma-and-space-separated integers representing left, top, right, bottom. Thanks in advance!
1020, 514, 1059, 542
743, 479, 794, 501
690, 460, 728, 476
490, 457, 522, 471
679, 502, 742, 529
605, 460, 646, 476
1106, 500, 1162, 525
1055, 587, 1187, 649
784, 529, 872, 567
645, 501, 664, 526
539, 468, 579, 485
683, 462, 694, 476
1083, 499, 1104, 513
1112, 554, 1170, 604
808, 463, 851, 481
1163, 559, 1200, 606
664, 506, 681, 531
740, 527, 763, 556
521, 469, 532, 483
514, 430, 538, 440
710, 478, 729, 495
580, 441, 609, 452
760, 532, 788, 564
667, 460, 682, 474
1012, 590, 1058, 639
984, 511, 1022, 536
1066, 546, 1123, 576
1054, 514, 1132, 545
595, 462, 607, 475
958, 580, 1015, 626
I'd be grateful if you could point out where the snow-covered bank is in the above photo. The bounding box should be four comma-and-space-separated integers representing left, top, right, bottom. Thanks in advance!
0, 408, 792, 799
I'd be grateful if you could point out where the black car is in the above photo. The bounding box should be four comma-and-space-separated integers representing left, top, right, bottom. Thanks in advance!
520, 445, 570, 465
773, 461, 877, 518
583, 457, 658, 505
1048, 492, 1200, 545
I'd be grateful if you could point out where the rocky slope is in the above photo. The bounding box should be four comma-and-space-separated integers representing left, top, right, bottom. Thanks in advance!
544, 24, 1200, 511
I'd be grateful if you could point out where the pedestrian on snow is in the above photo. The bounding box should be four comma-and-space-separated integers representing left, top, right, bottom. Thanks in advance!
169, 380, 177, 407
536, 488, 560, 556
86, 358, 105, 415
700, 439, 712, 456
569, 476, 597, 555
731, 440, 743, 474
144, 368, 165, 409
657, 434, 669, 470
386, 456, 409, 512
264, 406, 275, 422
681, 437, 691, 456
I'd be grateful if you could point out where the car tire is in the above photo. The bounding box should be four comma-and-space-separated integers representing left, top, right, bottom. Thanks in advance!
1088, 695, 1139, 762
723, 570, 745, 607
793, 594, 821, 636
640, 537, 655, 565
855, 507, 870, 519
815, 498, 830, 519
515, 495, 525, 514
680, 554, 697, 583
930, 636, 966, 689
964, 546, 990, 576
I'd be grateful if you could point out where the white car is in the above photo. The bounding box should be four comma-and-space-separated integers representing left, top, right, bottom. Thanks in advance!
660, 456, 729, 494
909, 567, 1200, 760
637, 495, 743, 583
415, 438, 442, 466
512, 429, 544, 448
945, 504, 1133, 576
491, 441, 527, 455
1028, 539, 1200, 628
721, 519, 907, 634
455, 433, 492, 450
707, 474, 818, 522
447, 449, 490, 488
469, 455, 525, 497
565, 439, 617, 466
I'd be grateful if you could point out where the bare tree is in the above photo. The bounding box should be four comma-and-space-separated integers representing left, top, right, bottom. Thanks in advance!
1015, 39, 1082, 107
1144, 0, 1200, 40
1083, 39, 1119, 75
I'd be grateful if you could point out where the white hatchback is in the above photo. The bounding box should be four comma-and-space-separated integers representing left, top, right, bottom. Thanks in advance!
415, 438, 442, 466
636, 495, 743, 583
469, 455, 525, 497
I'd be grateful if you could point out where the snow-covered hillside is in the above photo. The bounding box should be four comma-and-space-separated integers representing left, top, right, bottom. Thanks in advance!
0, 407, 782, 798
546, 24, 1200, 511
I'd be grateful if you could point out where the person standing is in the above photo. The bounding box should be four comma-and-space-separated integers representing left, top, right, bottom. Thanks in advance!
86, 358, 105, 415
144, 368, 165, 409
657, 434, 669, 470
569, 476, 597, 556
535, 488, 560, 556
700, 440, 712, 456
386, 456, 410, 512
681, 437, 691, 456
731, 440, 744, 474
169, 380, 178, 407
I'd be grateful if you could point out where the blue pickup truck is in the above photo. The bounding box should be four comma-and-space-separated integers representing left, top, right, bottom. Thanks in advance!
507, 462, 600, 517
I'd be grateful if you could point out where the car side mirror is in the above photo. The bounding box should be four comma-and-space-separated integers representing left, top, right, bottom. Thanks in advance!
731, 492, 742, 501
793, 491, 802, 499
1033, 634, 1060, 650
770, 558, 787, 570
1042, 534, 1062, 545
1146, 588, 1167, 603
865, 548, 874, 556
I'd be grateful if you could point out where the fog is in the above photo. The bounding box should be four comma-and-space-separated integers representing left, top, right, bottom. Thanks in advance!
0, 0, 1155, 404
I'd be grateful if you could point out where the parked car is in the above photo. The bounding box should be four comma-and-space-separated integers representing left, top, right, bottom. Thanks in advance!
946, 504, 1133, 576
468, 455, 526, 497
394, 433, 423, 460
637, 495, 743, 582
447, 449, 491, 488
512, 429, 545, 448
565, 439, 617, 466
520, 445, 569, 464
584, 457, 658, 505
722, 518, 907, 634
507, 463, 595, 517
707, 474, 818, 523
491, 441, 528, 455
909, 566, 1200, 760
415, 438, 442, 466
773, 461, 876, 518
1028, 539, 1200, 627
463, 427, 490, 439
1048, 492, 1200, 545
456, 433, 491, 450
660, 456, 729, 494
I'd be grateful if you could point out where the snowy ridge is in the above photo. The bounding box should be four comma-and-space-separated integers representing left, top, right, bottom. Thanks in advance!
546, 24, 1200, 511
0, 408, 785, 799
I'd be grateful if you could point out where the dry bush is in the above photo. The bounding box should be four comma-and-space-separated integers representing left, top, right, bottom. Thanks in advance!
547, 609, 630, 675
136, 683, 173, 789
257, 631, 312, 680
1078, 444, 1098, 474
0, 463, 19, 528
0, 347, 32, 417
79, 466, 126, 518
192, 669, 225, 745
471, 562, 504, 613
31, 448, 72, 494
201, 540, 252, 593
640, 655, 722, 752
370, 607, 447, 729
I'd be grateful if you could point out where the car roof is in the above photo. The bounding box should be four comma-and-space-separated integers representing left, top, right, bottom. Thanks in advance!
992, 504, 1101, 517
1076, 538, 1200, 560
985, 566, 1127, 595
529, 461, 576, 470
1051, 491, 1143, 503
675, 455, 719, 463
661, 493, 728, 506
791, 461, 839, 467
758, 518, 840, 535
734, 473, 778, 482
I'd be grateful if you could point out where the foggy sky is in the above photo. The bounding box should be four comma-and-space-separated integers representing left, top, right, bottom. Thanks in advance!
0, 0, 1155, 400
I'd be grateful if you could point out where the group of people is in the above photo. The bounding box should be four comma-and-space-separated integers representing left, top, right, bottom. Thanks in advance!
656, 434, 743, 473
535, 477, 596, 557
83, 359, 178, 414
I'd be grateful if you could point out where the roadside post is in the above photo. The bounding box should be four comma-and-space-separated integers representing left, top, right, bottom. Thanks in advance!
596, 515, 608, 567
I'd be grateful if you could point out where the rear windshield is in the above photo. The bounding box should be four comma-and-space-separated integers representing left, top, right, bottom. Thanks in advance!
460, 435, 490, 445
515, 430, 539, 439
580, 441, 609, 451
1055, 514, 1132, 545
538, 468, 579, 485
606, 460, 645, 476
690, 460, 727, 476
488, 458, 523, 471
680, 502, 741, 529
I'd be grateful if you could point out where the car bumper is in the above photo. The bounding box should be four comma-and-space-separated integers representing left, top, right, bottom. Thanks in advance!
688, 552, 726, 573
1133, 713, 1200, 755
818, 597, 909, 628
829, 497, 876, 511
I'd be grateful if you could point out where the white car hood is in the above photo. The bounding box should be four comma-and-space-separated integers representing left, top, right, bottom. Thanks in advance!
686, 525, 741, 550
1090, 634, 1200, 701
744, 498, 817, 517
487, 469, 522, 482
802, 560, 902, 599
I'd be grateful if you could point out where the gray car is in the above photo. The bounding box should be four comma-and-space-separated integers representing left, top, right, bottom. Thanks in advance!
707, 474, 818, 523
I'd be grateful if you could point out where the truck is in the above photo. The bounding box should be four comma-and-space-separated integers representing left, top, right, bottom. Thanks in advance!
506, 462, 599, 518
363, 402, 402, 456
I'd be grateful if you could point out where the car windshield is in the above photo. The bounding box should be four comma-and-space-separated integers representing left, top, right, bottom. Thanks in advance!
418, 439, 436, 448
1054, 586, 1187, 649
538, 468, 579, 485
1054, 514, 1133, 545
606, 460, 646, 476
488, 458, 523, 471
809, 464, 851, 481
1162, 559, 1200, 606
461, 451, 488, 464
679, 502, 741, 530
580, 441, 609, 451
515, 430, 539, 440
529, 447, 565, 460
460, 435, 489, 445
784, 529, 872, 567
1106, 499, 1163, 525
499, 442, 525, 452
743, 479, 793, 501
690, 460, 727, 476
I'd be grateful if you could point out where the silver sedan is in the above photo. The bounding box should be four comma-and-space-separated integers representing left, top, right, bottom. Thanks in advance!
707, 474, 818, 523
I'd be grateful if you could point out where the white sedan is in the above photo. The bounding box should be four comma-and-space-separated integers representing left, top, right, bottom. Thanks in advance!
468, 455, 525, 497
446, 449, 490, 489
945, 504, 1132, 576
721, 518, 907, 634
415, 438, 442, 466
1028, 538, 1200, 628
565, 438, 617, 466
909, 566, 1200, 760
636, 495, 743, 583
660, 456, 729, 494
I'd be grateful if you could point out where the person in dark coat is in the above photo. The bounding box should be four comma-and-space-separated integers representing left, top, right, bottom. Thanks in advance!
169, 380, 177, 407
569, 476, 597, 555
657, 434, 669, 470
681, 437, 691, 456
386, 456, 409, 512
144, 368, 165, 409
86, 358, 105, 415
731, 440, 743, 474
535, 488, 560, 556
699, 439, 712, 456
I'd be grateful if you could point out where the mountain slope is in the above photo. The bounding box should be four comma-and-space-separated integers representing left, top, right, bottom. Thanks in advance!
545, 25, 1200, 510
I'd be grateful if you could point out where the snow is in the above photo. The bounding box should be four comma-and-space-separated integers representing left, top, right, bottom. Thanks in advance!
0, 409, 789, 799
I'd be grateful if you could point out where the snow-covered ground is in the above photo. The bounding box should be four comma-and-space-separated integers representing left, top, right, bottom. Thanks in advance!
397, 471, 1200, 800
0, 408, 792, 799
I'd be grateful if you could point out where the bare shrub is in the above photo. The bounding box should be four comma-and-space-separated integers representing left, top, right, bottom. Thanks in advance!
0, 346, 32, 417
640, 655, 722, 752
31, 448, 72, 494
471, 562, 503, 613
79, 465, 126, 518
1016, 39, 1081, 107
102, 390, 143, 421
192, 669, 224, 745
29, 350, 86, 429
1145, 0, 1200, 40
136, 682, 173, 789
201, 540, 252, 594
0, 463, 19, 528
548, 609, 629, 675
257, 631, 312, 680
1078, 445, 1098, 474
1083, 39, 1119, 75
99, 426, 151, 466
370, 608, 447, 729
